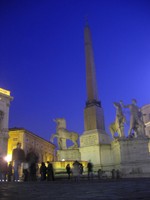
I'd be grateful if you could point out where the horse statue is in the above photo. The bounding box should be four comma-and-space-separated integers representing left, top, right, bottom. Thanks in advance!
50, 118, 79, 150
109, 102, 126, 138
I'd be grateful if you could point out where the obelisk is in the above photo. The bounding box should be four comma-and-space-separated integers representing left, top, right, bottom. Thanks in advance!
84, 23, 105, 131
80, 23, 111, 168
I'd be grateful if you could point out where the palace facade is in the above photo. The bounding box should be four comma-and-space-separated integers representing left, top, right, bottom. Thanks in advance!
7, 128, 56, 163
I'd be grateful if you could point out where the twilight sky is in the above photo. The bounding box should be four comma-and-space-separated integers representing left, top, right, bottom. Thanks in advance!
0, 0, 150, 145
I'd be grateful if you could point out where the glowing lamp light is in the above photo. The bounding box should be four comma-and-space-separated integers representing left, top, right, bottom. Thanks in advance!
4, 154, 12, 162
62, 159, 65, 161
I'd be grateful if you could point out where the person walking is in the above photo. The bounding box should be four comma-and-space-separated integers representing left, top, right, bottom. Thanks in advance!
12, 142, 25, 182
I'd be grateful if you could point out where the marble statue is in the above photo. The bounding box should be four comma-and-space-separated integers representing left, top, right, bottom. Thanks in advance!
109, 102, 126, 138
121, 99, 145, 137
50, 118, 79, 150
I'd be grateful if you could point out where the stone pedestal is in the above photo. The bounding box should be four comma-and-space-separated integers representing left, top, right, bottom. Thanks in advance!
79, 129, 113, 170
57, 148, 81, 161
119, 136, 150, 177
111, 139, 121, 167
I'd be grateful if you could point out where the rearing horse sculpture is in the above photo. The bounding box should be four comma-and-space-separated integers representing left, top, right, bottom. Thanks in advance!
109, 102, 126, 138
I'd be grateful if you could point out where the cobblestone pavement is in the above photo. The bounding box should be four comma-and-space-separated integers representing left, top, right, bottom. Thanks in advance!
0, 178, 150, 200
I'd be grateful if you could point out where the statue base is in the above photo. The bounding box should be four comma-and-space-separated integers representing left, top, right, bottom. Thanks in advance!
79, 129, 113, 171
57, 148, 81, 161
118, 136, 150, 177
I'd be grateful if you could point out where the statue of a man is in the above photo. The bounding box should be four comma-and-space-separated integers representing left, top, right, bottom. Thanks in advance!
121, 99, 145, 137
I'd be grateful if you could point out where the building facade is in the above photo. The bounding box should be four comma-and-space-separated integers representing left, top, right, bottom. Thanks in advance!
141, 104, 150, 138
7, 128, 56, 163
0, 88, 13, 158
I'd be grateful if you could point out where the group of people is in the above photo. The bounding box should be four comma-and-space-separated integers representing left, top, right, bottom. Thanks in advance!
0, 142, 56, 182
0, 142, 39, 182
0, 158, 13, 182
12, 142, 39, 182
66, 161, 84, 181
39, 161, 54, 181
65, 160, 93, 181
97, 169, 121, 180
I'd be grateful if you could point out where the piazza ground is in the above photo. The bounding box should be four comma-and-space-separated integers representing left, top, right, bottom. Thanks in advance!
0, 178, 150, 200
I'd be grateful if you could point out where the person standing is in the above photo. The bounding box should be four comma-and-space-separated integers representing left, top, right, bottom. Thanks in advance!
40, 162, 47, 181
66, 164, 71, 180
7, 161, 13, 182
0, 157, 8, 182
26, 147, 38, 181
12, 142, 25, 182
72, 161, 80, 182
22, 161, 29, 182
47, 162, 55, 181
87, 160, 93, 180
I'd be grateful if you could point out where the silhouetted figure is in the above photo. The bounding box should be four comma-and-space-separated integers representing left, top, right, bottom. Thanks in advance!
79, 163, 83, 176
47, 162, 54, 181
7, 162, 13, 182
98, 169, 103, 180
66, 164, 71, 179
0, 157, 8, 181
116, 169, 121, 179
111, 169, 116, 179
23, 161, 29, 181
87, 161, 93, 180
26, 148, 38, 181
40, 162, 47, 181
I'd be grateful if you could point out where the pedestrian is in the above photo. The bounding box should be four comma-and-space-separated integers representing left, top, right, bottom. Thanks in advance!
40, 162, 47, 181
23, 161, 29, 181
116, 169, 121, 179
111, 169, 116, 179
72, 161, 80, 182
47, 162, 54, 181
0, 157, 8, 182
87, 160, 93, 180
79, 163, 83, 176
98, 169, 103, 180
7, 161, 13, 182
66, 164, 71, 179
26, 147, 38, 181
12, 142, 25, 182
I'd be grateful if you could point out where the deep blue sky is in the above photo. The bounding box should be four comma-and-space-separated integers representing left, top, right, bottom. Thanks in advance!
0, 0, 150, 144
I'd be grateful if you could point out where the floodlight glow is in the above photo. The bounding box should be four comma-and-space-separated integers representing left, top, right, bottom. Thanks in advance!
4, 154, 12, 162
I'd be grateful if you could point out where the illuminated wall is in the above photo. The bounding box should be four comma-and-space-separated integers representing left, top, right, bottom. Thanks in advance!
7, 128, 56, 163
0, 88, 13, 157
